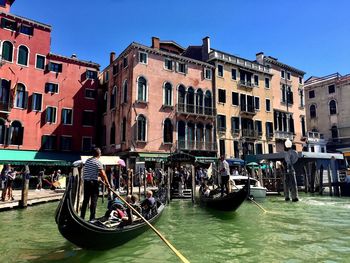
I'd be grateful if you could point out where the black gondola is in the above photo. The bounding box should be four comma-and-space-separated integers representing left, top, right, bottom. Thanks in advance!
55, 175, 165, 250
199, 185, 248, 211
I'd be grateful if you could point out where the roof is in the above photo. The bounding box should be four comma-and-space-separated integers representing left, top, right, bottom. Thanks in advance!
264, 56, 306, 75
160, 40, 185, 51
48, 53, 100, 69
0, 11, 51, 31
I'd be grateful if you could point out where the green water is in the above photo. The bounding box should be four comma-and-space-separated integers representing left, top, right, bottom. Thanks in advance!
1, 194, 350, 263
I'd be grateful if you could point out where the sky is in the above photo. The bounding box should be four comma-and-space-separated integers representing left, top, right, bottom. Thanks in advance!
11, 0, 350, 77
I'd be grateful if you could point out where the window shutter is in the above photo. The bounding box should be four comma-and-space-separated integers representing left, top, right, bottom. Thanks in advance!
172, 61, 175, 71
58, 64, 63, 72
6, 126, 13, 145
18, 126, 24, 145
23, 91, 29, 109
175, 62, 179, 72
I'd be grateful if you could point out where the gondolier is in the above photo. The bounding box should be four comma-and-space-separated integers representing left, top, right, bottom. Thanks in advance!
219, 155, 230, 196
80, 147, 111, 221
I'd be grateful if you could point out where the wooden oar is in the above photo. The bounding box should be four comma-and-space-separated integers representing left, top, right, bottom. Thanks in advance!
248, 197, 268, 213
103, 183, 190, 263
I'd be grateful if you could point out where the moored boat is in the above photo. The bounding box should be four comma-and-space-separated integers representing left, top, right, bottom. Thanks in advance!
230, 175, 267, 199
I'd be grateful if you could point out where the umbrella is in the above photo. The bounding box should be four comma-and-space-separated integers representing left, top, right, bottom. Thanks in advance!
117, 159, 126, 167
247, 162, 259, 167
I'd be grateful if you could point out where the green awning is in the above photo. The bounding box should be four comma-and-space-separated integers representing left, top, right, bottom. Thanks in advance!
195, 156, 218, 163
138, 152, 169, 162
0, 150, 80, 166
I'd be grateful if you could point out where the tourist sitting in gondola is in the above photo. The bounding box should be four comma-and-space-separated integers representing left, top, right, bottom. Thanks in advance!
104, 196, 127, 220
141, 190, 156, 219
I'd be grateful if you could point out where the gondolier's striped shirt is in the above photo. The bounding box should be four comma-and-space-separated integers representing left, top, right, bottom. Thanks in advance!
83, 157, 103, 181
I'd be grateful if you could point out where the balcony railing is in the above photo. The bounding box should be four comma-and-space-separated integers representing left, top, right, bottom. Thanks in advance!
240, 105, 256, 115
242, 129, 259, 139
176, 140, 217, 152
176, 103, 216, 117
266, 132, 274, 139
231, 128, 240, 135
0, 102, 11, 113
239, 80, 253, 88
274, 130, 294, 140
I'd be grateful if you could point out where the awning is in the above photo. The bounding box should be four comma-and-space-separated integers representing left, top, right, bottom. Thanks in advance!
196, 156, 218, 163
0, 150, 79, 166
226, 158, 244, 166
81, 155, 122, 166
138, 152, 169, 162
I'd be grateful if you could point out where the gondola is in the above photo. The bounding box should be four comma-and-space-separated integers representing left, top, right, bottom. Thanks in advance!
199, 184, 248, 211
55, 174, 165, 250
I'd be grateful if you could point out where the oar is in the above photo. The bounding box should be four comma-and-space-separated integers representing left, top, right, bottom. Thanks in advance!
247, 196, 268, 213
103, 182, 190, 263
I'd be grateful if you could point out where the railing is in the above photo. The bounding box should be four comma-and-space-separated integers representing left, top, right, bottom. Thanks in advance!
239, 80, 253, 88
274, 130, 294, 140
0, 102, 11, 113
176, 140, 217, 151
240, 104, 256, 115
231, 129, 240, 135
242, 129, 259, 138
266, 132, 274, 139
176, 103, 216, 117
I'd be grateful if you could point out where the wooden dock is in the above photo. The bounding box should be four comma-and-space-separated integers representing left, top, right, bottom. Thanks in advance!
0, 189, 63, 210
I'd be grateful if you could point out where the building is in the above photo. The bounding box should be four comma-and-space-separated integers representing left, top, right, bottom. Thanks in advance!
304, 73, 350, 152
256, 53, 306, 152
100, 37, 216, 169
0, 0, 99, 163
185, 38, 274, 159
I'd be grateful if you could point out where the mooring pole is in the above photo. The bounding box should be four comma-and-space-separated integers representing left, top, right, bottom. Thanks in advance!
20, 173, 29, 208
191, 165, 195, 204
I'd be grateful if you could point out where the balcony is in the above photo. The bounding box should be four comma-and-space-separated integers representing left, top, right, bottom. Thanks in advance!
240, 105, 256, 116
0, 101, 11, 113
231, 129, 240, 136
242, 129, 259, 139
239, 80, 253, 89
266, 132, 274, 140
274, 130, 294, 140
176, 140, 217, 152
176, 104, 216, 118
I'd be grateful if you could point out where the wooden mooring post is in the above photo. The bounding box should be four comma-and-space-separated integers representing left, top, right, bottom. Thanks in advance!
19, 174, 29, 208
167, 167, 171, 204
191, 165, 195, 204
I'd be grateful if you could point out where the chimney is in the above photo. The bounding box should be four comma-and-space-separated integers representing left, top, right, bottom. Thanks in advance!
110, 52, 116, 64
202, 36, 210, 61
152, 37, 160, 49
256, 52, 264, 64
71, 54, 77, 59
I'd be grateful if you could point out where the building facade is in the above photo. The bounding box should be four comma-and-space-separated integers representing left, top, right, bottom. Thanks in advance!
0, 0, 99, 158
100, 37, 216, 169
304, 73, 350, 152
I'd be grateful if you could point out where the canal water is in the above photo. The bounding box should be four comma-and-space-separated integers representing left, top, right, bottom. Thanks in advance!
1, 194, 350, 263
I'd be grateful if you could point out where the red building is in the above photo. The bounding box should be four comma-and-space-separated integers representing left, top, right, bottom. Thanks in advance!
0, 0, 99, 162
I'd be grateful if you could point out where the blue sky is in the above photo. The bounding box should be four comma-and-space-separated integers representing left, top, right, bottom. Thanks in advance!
12, 0, 350, 77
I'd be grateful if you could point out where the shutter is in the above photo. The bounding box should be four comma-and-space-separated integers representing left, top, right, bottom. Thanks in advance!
6, 126, 13, 145
0, 18, 5, 28
18, 126, 24, 145
23, 91, 29, 109
185, 64, 188, 74
172, 61, 175, 71
175, 62, 179, 72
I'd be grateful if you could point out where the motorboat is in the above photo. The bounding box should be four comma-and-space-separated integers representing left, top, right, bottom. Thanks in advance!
230, 175, 267, 199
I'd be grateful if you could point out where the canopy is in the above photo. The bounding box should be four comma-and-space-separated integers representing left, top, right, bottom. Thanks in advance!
226, 158, 245, 166
81, 156, 124, 166
138, 152, 169, 162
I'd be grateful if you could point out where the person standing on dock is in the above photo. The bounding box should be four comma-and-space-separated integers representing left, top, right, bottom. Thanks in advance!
219, 155, 230, 196
80, 147, 111, 221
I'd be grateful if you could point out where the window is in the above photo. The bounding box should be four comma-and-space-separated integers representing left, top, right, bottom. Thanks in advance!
255, 120, 262, 136
331, 126, 338, 139
18, 46, 29, 66
164, 58, 173, 70
177, 62, 186, 73
48, 62, 62, 73
204, 68, 212, 80
137, 76, 147, 102
121, 118, 126, 142
163, 82, 172, 106
122, 80, 128, 103
9, 121, 24, 145
86, 70, 97, 80
82, 137, 92, 152
2, 41, 13, 62
231, 69, 237, 80
36, 55, 45, 70
218, 89, 226, 103
232, 92, 239, 106
103, 91, 107, 113
46, 107, 57, 123
217, 115, 226, 132
19, 24, 33, 35
233, 141, 239, 158
139, 52, 147, 64
219, 139, 225, 157
310, 105, 317, 118
254, 75, 259, 86
82, 111, 94, 126
265, 78, 270, 88
15, 83, 28, 109
31, 93, 42, 111
0, 118, 5, 145
309, 90, 315, 99
218, 64, 223, 77
254, 97, 260, 110
282, 85, 293, 104
255, 144, 263, 154
137, 115, 147, 141
281, 70, 285, 79
105, 71, 109, 82
321, 147, 325, 153
268, 144, 273, 154
60, 136, 72, 151
231, 117, 239, 133
163, 118, 173, 143
61, 108, 73, 125
1, 18, 17, 31
329, 100, 337, 115
45, 83, 59, 93
266, 122, 273, 138
328, 85, 335, 94
42, 135, 56, 150
266, 98, 271, 112
287, 72, 291, 80
299, 77, 303, 85
299, 89, 304, 107
301, 117, 306, 137
85, 89, 96, 99
110, 122, 115, 145
110, 86, 116, 109
123, 56, 128, 68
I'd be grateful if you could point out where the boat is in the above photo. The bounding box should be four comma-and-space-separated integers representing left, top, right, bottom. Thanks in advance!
230, 175, 267, 199
199, 184, 248, 211
55, 174, 165, 250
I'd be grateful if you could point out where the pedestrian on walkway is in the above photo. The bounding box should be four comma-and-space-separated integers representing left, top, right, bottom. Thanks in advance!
36, 168, 45, 191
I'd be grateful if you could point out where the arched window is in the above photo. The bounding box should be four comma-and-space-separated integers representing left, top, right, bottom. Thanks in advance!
0, 118, 6, 144
121, 117, 126, 142
137, 115, 146, 141
15, 83, 27, 109
187, 87, 195, 113
178, 121, 186, 149
110, 122, 115, 145
178, 85, 186, 111
110, 86, 116, 109
18, 45, 29, 66
0, 79, 11, 110
9, 120, 23, 145
2, 41, 13, 62
137, 76, 147, 101
196, 89, 204, 114
122, 80, 128, 103
205, 124, 213, 148
331, 125, 338, 139
163, 118, 173, 143
163, 82, 172, 106
329, 100, 337, 115
204, 91, 212, 115
196, 123, 204, 150
310, 104, 316, 118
